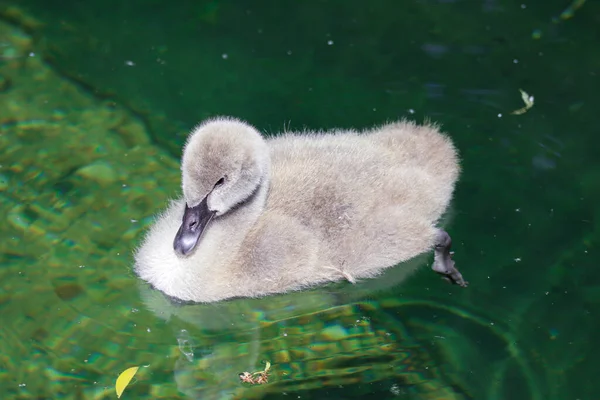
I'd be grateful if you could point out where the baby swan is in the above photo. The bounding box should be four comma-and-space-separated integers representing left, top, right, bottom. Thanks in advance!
134, 117, 467, 303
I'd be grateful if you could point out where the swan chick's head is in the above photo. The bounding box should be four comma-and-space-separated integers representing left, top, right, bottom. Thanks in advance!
174, 117, 270, 256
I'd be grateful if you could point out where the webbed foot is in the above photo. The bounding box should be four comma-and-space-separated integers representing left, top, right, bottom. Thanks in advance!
432, 229, 468, 287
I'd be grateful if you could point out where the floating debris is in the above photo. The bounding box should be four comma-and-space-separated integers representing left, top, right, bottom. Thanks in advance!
531, 29, 542, 40
555, 0, 586, 22
239, 361, 271, 385
239, 371, 255, 384
511, 89, 534, 115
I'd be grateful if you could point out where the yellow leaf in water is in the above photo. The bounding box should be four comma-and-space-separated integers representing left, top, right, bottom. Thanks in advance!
116, 366, 139, 398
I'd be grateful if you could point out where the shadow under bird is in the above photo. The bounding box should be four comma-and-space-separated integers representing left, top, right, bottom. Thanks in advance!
134, 117, 467, 302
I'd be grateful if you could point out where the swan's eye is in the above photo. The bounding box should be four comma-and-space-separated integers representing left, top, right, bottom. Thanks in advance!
215, 176, 226, 187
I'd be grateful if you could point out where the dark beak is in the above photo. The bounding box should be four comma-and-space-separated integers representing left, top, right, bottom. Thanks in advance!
173, 197, 215, 256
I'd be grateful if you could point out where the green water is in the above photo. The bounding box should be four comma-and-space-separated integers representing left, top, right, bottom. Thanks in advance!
0, 0, 598, 398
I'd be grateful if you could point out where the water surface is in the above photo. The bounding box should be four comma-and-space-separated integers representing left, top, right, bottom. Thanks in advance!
0, 0, 598, 398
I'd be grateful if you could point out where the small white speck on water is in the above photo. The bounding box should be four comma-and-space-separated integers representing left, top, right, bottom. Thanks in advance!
408, 108, 415, 114
515, 208, 521, 212
18, 383, 26, 387
222, 53, 229, 59
513, 59, 519, 64
78, 265, 85, 268
125, 60, 135, 66
521, 4, 526, 9
287, 50, 292, 55
130, 219, 138, 223
29, 52, 35, 57
514, 258, 522, 262
147, 328, 151, 332
498, 113, 503, 118
327, 40, 334, 45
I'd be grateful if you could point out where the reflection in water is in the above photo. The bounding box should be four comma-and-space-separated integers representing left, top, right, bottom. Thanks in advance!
177, 329, 195, 363
136, 253, 539, 399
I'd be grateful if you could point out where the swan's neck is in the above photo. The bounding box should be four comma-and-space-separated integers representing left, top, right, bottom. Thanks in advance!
195, 174, 270, 265
222, 174, 270, 233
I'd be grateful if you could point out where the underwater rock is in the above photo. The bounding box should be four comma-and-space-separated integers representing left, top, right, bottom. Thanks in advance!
0, 173, 8, 191
75, 161, 118, 184
0, 73, 10, 92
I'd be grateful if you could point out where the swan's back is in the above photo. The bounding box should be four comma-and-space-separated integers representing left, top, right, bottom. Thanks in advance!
264, 120, 459, 269
371, 120, 459, 206
266, 121, 458, 219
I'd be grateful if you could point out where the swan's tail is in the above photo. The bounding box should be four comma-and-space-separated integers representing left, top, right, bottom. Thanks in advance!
371, 119, 459, 183
369, 120, 461, 221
